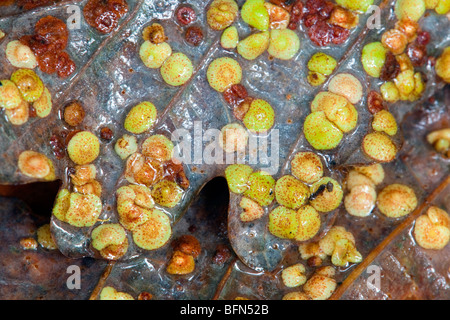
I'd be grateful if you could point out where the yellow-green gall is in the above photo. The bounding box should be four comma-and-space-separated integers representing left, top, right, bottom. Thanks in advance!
52, 190, 102, 227
320, 96, 358, 133
372, 110, 398, 136
221, 26, 239, 49
67, 131, 100, 165
281, 263, 307, 287
36, 224, 57, 250
52, 189, 71, 222
394, 69, 415, 96
395, 0, 426, 22
91, 223, 129, 260
309, 177, 343, 212
436, 47, 450, 83
225, 164, 253, 194
291, 152, 324, 184
160, 52, 193, 87
242, 99, 275, 133
380, 81, 400, 103
268, 206, 298, 239
303, 111, 344, 150
207, 57, 242, 92
124, 101, 157, 134
65, 193, 102, 227
269, 205, 320, 241
132, 209, 171, 250
33, 87, 52, 118
295, 205, 321, 241
275, 175, 310, 210
10, 69, 44, 103
207, 0, 239, 31
377, 183, 417, 218
427, 128, 450, 157
311, 91, 348, 113
425, 0, 440, 8
307, 71, 327, 86
100, 287, 134, 300
267, 29, 300, 60
331, 238, 363, 267
91, 223, 127, 251
411, 72, 425, 100
151, 180, 183, 208
0, 79, 22, 110
237, 31, 270, 60
74, 180, 102, 197
362, 132, 397, 162
241, 0, 270, 31
142, 134, 174, 162
396, 53, 414, 72
243, 171, 275, 207
139, 40, 172, 69
435, 0, 450, 14
116, 185, 154, 231
361, 42, 386, 78
308, 52, 337, 76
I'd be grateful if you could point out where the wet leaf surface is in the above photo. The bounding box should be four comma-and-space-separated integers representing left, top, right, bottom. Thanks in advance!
0, 0, 449, 299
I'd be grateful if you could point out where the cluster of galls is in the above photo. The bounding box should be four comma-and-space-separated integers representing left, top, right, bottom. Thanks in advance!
139, 23, 194, 87
112, 101, 189, 255
0, 68, 52, 126
361, 0, 450, 105
207, 57, 276, 136
225, 151, 344, 243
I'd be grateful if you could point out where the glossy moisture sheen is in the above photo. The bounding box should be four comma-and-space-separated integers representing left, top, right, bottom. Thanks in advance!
0, 0, 449, 300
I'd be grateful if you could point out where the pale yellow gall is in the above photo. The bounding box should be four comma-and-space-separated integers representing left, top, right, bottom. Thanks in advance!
328, 73, 363, 104
100, 287, 134, 300
239, 197, 265, 222
36, 224, 57, 250
413, 206, 450, 250
67, 131, 100, 165
377, 184, 417, 218
290, 152, 324, 184
281, 263, 307, 288
18, 150, 54, 180
5, 40, 38, 69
